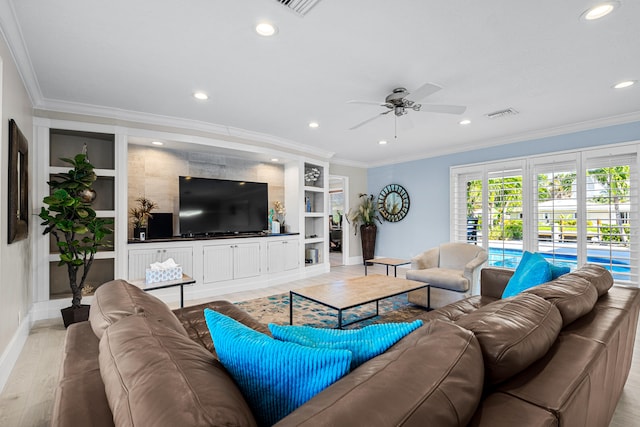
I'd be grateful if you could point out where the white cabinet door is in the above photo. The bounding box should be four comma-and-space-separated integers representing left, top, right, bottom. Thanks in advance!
234, 243, 261, 279
128, 247, 193, 279
283, 239, 299, 271
268, 239, 299, 273
203, 244, 234, 283
268, 241, 285, 273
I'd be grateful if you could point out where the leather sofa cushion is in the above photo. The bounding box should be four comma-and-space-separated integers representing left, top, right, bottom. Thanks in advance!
99, 314, 257, 427
456, 293, 563, 385
406, 267, 469, 291
469, 392, 557, 427
89, 279, 187, 339
173, 300, 272, 357
51, 321, 114, 427
524, 274, 598, 327
275, 320, 484, 427
567, 264, 613, 296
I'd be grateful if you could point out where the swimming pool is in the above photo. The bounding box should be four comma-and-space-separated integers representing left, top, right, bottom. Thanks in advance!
488, 246, 631, 279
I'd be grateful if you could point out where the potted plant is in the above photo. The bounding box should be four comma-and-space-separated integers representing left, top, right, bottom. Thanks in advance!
347, 193, 382, 265
39, 153, 113, 327
129, 196, 158, 239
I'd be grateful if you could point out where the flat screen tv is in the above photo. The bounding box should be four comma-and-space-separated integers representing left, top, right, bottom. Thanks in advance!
179, 176, 268, 236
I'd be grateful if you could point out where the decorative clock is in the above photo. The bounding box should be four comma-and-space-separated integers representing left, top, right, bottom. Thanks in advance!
378, 184, 410, 222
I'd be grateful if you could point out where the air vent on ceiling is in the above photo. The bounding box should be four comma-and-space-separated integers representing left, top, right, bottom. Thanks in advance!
485, 108, 519, 119
274, 0, 322, 16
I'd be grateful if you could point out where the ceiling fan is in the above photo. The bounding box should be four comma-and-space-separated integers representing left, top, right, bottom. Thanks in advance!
347, 83, 467, 130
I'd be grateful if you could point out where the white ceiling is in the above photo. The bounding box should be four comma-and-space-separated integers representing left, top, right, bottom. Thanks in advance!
3, 0, 640, 166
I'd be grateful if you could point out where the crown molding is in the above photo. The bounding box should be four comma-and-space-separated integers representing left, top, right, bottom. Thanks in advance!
366, 110, 640, 168
36, 97, 336, 160
0, 0, 42, 105
328, 157, 370, 169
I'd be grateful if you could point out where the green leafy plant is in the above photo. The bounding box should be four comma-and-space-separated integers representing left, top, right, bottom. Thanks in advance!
346, 193, 382, 235
129, 196, 158, 229
39, 154, 113, 308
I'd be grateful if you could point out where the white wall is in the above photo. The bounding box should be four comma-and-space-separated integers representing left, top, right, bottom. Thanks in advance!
368, 121, 640, 260
0, 32, 34, 389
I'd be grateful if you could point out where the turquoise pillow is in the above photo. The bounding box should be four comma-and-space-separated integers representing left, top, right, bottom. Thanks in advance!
502, 252, 552, 298
269, 320, 423, 370
203, 309, 352, 426
549, 263, 570, 279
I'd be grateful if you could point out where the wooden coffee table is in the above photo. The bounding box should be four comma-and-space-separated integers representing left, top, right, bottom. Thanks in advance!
289, 274, 428, 328
365, 258, 411, 277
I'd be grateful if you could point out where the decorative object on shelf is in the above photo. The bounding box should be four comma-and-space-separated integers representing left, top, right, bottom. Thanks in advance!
8, 119, 29, 244
346, 193, 382, 265
130, 196, 158, 239
274, 200, 286, 233
39, 152, 113, 327
377, 184, 410, 222
304, 167, 321, 183
305, 196, 312, 212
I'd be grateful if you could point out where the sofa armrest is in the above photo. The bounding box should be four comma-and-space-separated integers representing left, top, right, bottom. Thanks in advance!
481, 267, 514, 298
411, 247, 439, 270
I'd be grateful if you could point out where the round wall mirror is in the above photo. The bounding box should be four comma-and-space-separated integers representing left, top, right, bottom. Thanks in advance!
378, 184, 410, 222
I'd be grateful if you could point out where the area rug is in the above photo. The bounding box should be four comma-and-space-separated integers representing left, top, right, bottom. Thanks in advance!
235, 292, 428, 329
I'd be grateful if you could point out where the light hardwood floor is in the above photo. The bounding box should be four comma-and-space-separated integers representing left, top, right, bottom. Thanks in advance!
0, 264, 638, 426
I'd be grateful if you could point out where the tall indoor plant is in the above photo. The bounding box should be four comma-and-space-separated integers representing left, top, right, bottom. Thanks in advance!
347, 193, 382, 265
39, 153, 113, 327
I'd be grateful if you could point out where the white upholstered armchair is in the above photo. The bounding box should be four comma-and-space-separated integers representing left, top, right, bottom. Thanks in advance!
406, 243, 488, 309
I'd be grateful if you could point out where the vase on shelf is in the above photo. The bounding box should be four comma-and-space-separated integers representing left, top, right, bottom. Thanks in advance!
134, 226, 147, 240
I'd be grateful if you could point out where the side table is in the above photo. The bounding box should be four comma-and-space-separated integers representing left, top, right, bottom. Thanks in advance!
128, 274, 195, 308
364, 258, 411, 277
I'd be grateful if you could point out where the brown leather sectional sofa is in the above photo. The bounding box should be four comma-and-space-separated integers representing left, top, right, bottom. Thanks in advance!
51, 264, 639, 426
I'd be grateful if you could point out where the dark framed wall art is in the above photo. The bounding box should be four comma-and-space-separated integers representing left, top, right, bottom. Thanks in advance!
8, 119, 29, 243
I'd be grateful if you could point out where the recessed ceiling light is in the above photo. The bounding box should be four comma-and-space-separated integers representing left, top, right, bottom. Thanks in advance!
271, 158, 279, 162
193, 92, 208, 100
459, 119, 471, 125
151, 141, 164, 146
308, 122, 319, 128
256, 22, 277, 36
378, 140, 388, 145
613, 80, 636, 89
581, 2, 620, 20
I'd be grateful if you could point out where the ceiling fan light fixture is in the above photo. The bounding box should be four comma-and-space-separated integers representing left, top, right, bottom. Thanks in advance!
581, 2, 620, 21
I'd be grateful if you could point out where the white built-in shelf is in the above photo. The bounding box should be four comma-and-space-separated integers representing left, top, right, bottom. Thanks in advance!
304, 212, 325, 217
304, 237, 324, 244
304, 186, 324, 193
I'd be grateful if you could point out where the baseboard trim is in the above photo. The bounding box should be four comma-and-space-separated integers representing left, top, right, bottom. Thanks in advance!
0, 311, 32, 393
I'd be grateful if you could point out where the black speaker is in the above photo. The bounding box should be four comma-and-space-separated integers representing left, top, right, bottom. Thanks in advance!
147, 213, 174, 239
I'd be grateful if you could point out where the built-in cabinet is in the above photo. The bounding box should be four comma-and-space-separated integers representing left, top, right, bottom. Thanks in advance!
303, 162, 328, 268
32, 117, 331, 317
202, 242, 261, 283
45, 127, 119, 299
267, 239, 300, 273
128, 247, 194, 279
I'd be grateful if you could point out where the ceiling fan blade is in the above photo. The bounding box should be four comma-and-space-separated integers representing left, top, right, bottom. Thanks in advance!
346, 100, 387, 107
349, 110, 392, 130
409, 83, 442, 101
418, 104, 467, 115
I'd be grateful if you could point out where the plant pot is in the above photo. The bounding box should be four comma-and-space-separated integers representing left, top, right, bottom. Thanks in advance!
61, 304, 90, 328
134, 226, 147, 240
360, 224, 377, 265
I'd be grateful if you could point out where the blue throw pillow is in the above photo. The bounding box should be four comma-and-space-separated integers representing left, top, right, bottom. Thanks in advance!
269, 320, 423, 370
203, 308, 352, 426
502, 252, 552, 298
549, 263, 570, 279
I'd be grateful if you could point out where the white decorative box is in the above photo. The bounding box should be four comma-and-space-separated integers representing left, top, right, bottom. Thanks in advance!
145, 266, 182, 284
